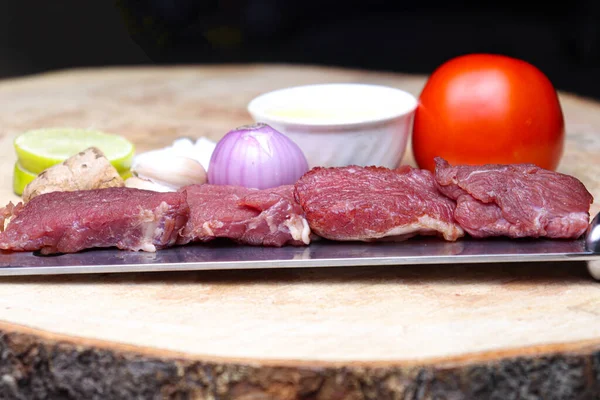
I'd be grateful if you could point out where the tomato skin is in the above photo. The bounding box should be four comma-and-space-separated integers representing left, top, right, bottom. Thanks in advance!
412, 54, 565, 172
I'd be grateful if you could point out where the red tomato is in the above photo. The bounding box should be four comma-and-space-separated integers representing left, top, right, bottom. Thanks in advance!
412, 54, 565, 172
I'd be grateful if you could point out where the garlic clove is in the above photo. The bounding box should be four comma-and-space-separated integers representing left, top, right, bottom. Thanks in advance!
124, 176, 174, 192
132, 154, 207, 189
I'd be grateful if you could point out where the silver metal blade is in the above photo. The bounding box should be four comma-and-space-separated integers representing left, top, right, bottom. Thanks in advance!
0, 237, 598, 276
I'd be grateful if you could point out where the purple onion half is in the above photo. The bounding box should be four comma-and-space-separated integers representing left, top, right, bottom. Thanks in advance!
208, 123, 309, 189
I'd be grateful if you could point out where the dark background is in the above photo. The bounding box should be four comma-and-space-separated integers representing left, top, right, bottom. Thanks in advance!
1, 1, 599, 99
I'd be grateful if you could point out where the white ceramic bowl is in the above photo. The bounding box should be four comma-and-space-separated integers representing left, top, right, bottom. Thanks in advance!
247, 83, 418, 169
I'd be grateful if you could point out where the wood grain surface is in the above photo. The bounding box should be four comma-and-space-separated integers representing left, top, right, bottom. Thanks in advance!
0, 65, 600, 399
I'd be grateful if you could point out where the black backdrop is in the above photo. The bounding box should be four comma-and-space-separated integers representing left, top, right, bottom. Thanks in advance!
1, 1, 599, 99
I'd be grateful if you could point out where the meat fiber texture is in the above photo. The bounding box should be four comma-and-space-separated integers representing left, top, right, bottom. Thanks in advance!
294, 165, 464, 242
178, 184, 310, 247
434, 157, 594, 239
0, 187, 189, 254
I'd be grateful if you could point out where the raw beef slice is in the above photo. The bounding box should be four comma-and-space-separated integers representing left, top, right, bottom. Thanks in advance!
294, 165, 464, 241
434, 157, 593, 238
178, 184, 310, 246
0, 187, 189, 254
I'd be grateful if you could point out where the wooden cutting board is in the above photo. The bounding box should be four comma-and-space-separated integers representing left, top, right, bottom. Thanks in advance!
0, 65, 600, 399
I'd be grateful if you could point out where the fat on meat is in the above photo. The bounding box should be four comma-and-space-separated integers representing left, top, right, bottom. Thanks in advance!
434, 157, 594, 238
0, 187, 189, 254
293, 165, 464, 241
178, 184, 310, 246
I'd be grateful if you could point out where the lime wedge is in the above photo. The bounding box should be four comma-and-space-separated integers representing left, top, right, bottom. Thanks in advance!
14, 128, 135, 174
13, 162, 132, 196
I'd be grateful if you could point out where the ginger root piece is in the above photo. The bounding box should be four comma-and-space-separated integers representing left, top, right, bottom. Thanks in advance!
22, 147, 125, 202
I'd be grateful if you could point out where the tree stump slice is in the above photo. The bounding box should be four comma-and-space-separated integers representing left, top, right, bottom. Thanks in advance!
0, 65, 599, 399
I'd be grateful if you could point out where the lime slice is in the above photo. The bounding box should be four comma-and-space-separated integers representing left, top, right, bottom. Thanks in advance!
14, 128, 135, 174
12, 162, 37, 196
13, 162, 132, 196
120, 170, 133, 180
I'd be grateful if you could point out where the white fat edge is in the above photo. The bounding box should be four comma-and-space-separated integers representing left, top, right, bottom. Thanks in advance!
530, 207, 545, 231
138, 242, 157, 252
546, 211, 591, 232
301, 218, 311, 244
465, 168, 497, 179
416, 215, 464, 240
284, 216, 311, 245
201, 221, 215, 236
140, 207, 162, 252
153, 201, 176, 247
248, 219, 259, 229
355, 215, 463, 242
130, 202, 172, 252
266, 214, 278, 233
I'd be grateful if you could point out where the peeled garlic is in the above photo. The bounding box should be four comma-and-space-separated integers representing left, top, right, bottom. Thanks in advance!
131, 154, 207, 190
124, 176, 174, 192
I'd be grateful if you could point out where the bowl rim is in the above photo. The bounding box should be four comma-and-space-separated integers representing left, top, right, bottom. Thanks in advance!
247, 83, 418, 128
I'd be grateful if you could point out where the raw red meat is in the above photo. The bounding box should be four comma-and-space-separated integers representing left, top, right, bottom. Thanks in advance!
293, 165, 464, 241
434, 157, 594, 238
178, 184, 310, 246
0, 187, 189, 254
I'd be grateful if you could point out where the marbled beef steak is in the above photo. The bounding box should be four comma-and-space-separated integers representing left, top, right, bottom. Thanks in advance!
434, 157, 593, 238
0, 187, 189, 254
294, 165, 464, 242
178, 184, 309, 247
